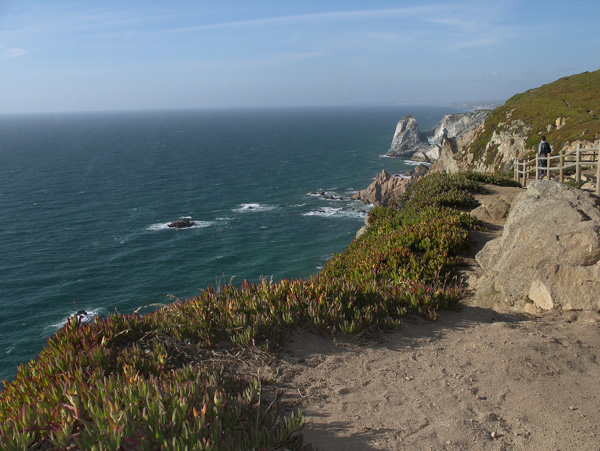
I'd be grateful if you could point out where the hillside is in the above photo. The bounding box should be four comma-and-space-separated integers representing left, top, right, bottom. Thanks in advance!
457, 69, 600, 173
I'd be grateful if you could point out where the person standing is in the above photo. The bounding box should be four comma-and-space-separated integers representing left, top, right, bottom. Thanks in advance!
538, 136, 552, 178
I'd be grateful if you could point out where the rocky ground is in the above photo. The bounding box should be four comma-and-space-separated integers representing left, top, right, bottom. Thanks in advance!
273, 183, 600, 450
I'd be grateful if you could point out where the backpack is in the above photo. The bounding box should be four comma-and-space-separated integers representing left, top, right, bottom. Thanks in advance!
540, 141, 551, 156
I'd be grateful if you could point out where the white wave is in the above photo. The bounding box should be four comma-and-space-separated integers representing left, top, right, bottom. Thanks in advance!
235, 203, 275, 212
48, 309, 102, 331
307, 191, 345, 201
303, 207, 342, 217
404, 160, 432, 166
303, 207, 366, 219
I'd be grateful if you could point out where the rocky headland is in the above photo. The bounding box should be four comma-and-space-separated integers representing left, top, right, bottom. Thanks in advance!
385, 110, 491, 163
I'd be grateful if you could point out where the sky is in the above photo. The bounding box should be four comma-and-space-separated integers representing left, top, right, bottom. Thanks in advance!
0, 0, 599, 114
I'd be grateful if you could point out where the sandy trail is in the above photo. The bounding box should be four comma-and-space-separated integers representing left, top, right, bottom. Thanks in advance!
274, 184, 600, 450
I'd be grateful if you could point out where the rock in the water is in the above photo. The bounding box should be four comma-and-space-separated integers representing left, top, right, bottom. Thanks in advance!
351, 165, 429, 206
168, 218, 195, 228
475, 180, 600, 312
386, 116, 429, 157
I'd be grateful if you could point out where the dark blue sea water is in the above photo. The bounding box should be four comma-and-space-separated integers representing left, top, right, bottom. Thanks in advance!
0, 106, 459, 384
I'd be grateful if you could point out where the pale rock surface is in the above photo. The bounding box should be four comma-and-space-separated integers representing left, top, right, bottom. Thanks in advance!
528, 263, 600, 310
429, 110, 491, 145
424, 144, 441, 162
470, 197, 511, 222
475, 180, 600, 312
430, 137, 464, 174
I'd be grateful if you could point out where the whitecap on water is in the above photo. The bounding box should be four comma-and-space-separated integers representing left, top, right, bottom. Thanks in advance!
303, 207, 366, 219
404, 160, 432, 166
303, 207, 342, 217
235, 203, 275, 212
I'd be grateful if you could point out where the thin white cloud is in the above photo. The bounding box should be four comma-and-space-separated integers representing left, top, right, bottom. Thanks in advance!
482, 71, 503, 81
113, 5, 453, 36
448, 38, 499, 51
0, 45, 28, 59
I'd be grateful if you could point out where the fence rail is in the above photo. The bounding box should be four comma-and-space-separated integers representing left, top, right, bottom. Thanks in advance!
514, 143, 600, 195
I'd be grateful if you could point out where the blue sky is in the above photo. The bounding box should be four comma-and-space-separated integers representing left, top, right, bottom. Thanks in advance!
0, 0, 598, 114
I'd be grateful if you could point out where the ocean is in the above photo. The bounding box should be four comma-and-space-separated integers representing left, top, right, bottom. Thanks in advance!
0, 106, 459, 384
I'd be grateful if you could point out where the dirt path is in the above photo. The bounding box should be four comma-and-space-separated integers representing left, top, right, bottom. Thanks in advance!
275, 184, 600, 450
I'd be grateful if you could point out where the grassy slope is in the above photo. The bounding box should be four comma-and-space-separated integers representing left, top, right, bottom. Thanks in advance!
465, 69, 600, 161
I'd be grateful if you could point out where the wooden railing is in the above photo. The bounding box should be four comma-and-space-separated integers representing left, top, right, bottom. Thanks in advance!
514, 143, 600, 195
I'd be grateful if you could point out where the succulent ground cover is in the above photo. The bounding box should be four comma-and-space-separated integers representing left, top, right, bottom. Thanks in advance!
0, 172, 503, 450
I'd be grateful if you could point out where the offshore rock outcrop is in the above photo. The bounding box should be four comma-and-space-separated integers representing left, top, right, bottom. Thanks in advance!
351, 164, 429, 206
475, 180, 600, 312
386, 116, 429, 157
168, 218, 195, 228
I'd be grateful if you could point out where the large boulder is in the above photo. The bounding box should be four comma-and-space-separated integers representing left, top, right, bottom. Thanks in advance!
351, 165, 429, 206
475, 180, 600, 312
386, 116, 429, 157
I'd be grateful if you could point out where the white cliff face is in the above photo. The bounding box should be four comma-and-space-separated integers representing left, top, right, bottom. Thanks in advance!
429, 110, 492, 145
386, 111, 492, 161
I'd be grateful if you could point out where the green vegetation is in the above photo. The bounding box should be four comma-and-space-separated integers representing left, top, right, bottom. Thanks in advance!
0, 173, 489, 450
466, 69, 600, 163
463, 171, 521, 187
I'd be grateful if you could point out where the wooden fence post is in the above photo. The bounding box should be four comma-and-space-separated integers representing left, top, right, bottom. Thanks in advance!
560, 150, 564, 182
596, 142, 600, 196
576, 143, 582, 185
535, 154, 539, 180
514, 160, 518, 183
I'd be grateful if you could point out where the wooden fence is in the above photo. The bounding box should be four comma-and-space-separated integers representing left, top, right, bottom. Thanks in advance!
514, 143, 600, 195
